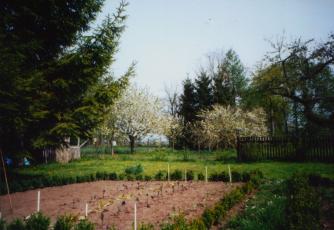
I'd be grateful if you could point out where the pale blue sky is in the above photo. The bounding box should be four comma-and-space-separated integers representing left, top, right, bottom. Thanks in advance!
96, 0, 334, 96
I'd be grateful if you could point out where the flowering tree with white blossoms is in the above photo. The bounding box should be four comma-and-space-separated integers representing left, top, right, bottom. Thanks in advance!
113, 86, 163, 153
197, 105, 267, 149
161, 114, 183, 151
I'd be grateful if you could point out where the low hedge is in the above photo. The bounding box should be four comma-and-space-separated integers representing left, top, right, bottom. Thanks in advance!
0, 213, 98, 230
161, 179, 257, 229
0, 171, 264, 230
2, 169, 265, 195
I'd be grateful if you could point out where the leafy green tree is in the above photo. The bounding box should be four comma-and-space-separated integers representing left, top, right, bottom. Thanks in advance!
244, 65, 291, 136
0, 0, 131, 160
256, 34, 334, 133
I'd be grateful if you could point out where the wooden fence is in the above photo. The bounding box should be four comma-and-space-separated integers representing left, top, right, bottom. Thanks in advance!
237, 135, 334, 162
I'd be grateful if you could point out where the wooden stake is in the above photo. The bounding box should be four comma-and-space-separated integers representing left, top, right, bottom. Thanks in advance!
167, 163, 170, 181
184, 169, 187, 182
228, 165, 232, 183
205, 166, 208, 183
85, 203, 88, 217
0, 149, 13, 213
134, 202, 137, 230
37, 190, 40, 212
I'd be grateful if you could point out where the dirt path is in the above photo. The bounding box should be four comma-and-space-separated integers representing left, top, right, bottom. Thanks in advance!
0, 181, 242, 230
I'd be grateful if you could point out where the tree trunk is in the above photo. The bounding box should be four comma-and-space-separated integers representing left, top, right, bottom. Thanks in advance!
198, 141, 200, 152
283, 109, 288, 135
111, 132, 115, 156
293, 101, 299, 136
172, 140, 175, 152
129, 136, 135, 153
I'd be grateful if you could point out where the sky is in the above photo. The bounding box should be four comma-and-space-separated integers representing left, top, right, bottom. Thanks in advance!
95, 0, 334, 97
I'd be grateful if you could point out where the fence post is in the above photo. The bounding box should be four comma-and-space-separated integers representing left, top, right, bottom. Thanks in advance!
236, 129, 241, 161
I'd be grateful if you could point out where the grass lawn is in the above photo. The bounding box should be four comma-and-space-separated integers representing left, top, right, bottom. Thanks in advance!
14, 147, 334, 180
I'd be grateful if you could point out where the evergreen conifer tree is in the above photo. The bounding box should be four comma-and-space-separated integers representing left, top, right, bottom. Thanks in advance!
0, 0, 131, 160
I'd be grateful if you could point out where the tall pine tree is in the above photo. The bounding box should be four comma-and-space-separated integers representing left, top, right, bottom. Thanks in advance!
212, 49, 247, 106
194, 70, 213, 111
0, 0, 131, 160
179, 78, 197, 125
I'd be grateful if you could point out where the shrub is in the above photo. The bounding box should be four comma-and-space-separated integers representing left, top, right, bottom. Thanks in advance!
231, 171, 242, 182
154, 170, 167, 181
249, 169, 263, 179
51, 175, 63, 185
10, 181, 23, 193
54, 215, 76, 230
197, 172, 205, 181
170, 170, 182, 180
135, 174, 143, 180
59, 177, 67, 185
241, 171, 251, 182
106, 225, 117, 230
7, 219, 25, 230
74, 219, 95, 230
144, 175, 152, 181
308, 172, 322, 186
209, 172, 220, 181
41, 177, 53, 187
161, 215, 189, 230
241, 182, 253, 194
96, 172, 107, 180
126, 174, 135, 181
0, 219, 6, 230
188, 219, 206, 230
31, 178, 43, 188
89, 173, 96, 182
25, 212, 50, 230
118, 174, 125, 180
75, 175, 82, 183
66, 176, 77, 184
307, 173, 333, 187
138, 223, 154, 230
285, 173, 320, 230
108, 172, 118, 180
221, 171, 230, 182
202, 208, 214, 228
212, 204, 226, 225
186, 170, 194, 180
209, 171, 228, 182
124, 164, 143, 175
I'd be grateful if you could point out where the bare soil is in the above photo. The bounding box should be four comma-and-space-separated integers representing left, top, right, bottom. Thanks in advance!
0, 181, 242, 230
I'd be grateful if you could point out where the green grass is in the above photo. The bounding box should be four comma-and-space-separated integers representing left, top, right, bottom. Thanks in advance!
227, 180, 287, 230
227, 177, 334, 230
13, 147, 334, 180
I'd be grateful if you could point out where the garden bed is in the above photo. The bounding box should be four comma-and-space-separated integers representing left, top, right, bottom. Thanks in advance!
0, 181, 242, 229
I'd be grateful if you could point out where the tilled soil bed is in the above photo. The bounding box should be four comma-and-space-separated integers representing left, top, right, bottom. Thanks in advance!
0, 181, 242, 229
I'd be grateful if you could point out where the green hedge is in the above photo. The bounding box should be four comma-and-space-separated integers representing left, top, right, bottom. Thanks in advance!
161, 180, 257, 229
0, 213, 98, 230
0, 171, 264, 230
2, 169, 266, 195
